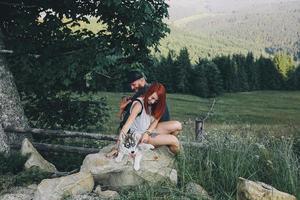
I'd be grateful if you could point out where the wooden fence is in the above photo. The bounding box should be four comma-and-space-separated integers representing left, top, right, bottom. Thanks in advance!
4, 121, 206, 155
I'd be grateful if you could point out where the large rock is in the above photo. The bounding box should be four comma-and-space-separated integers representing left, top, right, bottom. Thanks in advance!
21, 138, 57, 173
33, 171, 94, 200
80, 144, 177, 189
0, 184, 37, 200
185, 182, 212, 200
237, 177, 297, 200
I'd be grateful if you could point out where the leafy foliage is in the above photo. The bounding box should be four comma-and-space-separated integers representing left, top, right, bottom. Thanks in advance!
273, 53, 295, 79
22, 92, 110, 132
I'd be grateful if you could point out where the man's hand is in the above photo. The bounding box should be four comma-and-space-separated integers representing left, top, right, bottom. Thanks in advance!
119, 96, 132, 110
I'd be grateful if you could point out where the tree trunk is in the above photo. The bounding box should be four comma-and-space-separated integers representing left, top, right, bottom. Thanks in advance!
0, 30, 29, 154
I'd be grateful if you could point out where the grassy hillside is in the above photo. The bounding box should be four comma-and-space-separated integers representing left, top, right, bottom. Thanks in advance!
159, 0, 300, 61
154, 25, 267, 62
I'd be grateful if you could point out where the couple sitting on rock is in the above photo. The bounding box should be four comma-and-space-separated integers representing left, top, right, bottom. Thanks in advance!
107, 70, 182, 157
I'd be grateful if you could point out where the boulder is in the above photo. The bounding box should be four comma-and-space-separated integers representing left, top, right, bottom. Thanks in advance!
80, 144, 177, 189
0, 184, 37, 200
237, 177, 297, 200
21, 138, 57, 173
185, 182, 212, 200
94, 185, 120, 200
33, 171, 94, 200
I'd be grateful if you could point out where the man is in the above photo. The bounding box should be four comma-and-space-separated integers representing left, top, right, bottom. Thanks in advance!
119, 70, 170, 122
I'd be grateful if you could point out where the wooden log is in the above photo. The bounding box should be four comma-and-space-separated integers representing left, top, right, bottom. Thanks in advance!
4, 127, 117, 141
10, 140, 205, 155
11, 142, 101, 154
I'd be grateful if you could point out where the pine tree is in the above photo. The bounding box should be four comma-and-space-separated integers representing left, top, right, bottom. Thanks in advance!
256, 56, 283, 90
154, 51, 176, 92
287, 64, 300, 90
233, 54, 249, 91
213, 55, 232, 92
245, 52, 259, 90
190, 60, 209, 97
203, 61, 223, 97
173, 48, 192, 93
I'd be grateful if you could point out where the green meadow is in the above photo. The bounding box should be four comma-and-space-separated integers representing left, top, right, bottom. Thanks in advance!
96, 90, 300, 136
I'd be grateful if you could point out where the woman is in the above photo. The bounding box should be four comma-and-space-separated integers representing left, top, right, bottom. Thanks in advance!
109, 83, 181, 156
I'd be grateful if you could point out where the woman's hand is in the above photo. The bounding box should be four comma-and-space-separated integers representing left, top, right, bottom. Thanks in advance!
141, 133, 150, 143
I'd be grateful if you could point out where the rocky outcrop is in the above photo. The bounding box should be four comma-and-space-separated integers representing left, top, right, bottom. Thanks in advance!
80, 144, 177, 190
237, 177, 297, 200
34, 172, 94, 200
21, 138, 57, 173
185, 182, 212, 200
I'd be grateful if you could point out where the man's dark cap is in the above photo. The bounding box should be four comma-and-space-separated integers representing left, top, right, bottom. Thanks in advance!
127, 70, 146, 83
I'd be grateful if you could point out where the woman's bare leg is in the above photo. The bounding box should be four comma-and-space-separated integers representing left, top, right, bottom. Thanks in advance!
154, 121, 182, 136
148, 134, 180, 154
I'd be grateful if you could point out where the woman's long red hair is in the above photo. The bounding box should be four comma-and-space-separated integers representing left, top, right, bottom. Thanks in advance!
144, 83, 166, 120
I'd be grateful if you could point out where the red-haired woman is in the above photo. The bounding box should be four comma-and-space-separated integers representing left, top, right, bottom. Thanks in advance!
117, 82, 181, 154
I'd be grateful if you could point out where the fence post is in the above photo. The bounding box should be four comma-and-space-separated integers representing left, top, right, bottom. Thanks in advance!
195, 119, 204, 141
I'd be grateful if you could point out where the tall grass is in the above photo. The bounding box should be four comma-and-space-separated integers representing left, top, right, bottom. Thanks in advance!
117, 129, 300, 200
177, 130, 300, 199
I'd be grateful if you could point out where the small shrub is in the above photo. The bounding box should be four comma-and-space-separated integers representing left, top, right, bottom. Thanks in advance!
0, 152, 27, 175
14, 167, 51, 186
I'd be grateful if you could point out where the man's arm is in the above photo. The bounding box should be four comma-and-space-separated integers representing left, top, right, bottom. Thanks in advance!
118, 96, 132, 118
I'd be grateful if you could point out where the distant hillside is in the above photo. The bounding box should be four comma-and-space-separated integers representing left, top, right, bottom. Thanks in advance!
156, 0, 300, 61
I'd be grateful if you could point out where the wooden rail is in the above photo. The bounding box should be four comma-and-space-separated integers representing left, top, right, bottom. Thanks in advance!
11, 142, 100, 154
5, 126, 207, 155
4, 127, 117, 141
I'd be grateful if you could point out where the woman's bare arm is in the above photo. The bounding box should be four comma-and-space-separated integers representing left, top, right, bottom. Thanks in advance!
119, 101, 142, 136
141, 118, 159, 143
147, 118, 159, 133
